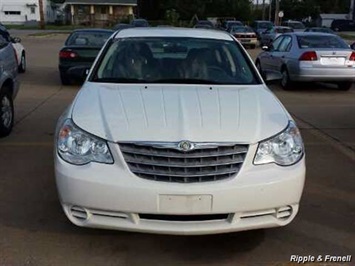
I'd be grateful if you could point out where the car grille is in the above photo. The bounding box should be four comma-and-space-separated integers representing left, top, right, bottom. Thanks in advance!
118, 142, 248, 183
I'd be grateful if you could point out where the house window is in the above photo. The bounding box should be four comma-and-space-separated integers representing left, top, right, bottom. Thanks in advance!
30, 7, 36, 14
4, 11, 21, 15
101, 7, 107, 14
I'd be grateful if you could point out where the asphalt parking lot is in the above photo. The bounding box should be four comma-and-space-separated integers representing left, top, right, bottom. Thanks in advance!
0, 32, 354, 265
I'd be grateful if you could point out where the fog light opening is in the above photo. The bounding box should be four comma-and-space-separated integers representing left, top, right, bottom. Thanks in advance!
275, 206, 293, 220
70, 206, 89, 221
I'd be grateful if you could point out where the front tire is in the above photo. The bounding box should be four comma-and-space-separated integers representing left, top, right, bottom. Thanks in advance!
0, 88, 14, 137
337, 81, 352, 91
280, 68, 294, 90
255, 60, 265, 80
18, 53, 26, 73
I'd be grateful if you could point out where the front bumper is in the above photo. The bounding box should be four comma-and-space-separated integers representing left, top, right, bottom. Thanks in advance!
55, 143, 306, 235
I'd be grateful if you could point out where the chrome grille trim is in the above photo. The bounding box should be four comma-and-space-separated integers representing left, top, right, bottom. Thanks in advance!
119, 142, 248, 183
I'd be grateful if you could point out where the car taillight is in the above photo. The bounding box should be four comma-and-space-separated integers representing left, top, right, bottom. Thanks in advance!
59, 51, 78, 59
299, 51, 318, 61
349, 52, 355, 61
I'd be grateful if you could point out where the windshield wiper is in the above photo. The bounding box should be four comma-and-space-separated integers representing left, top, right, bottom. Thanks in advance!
92, 77, 148, 83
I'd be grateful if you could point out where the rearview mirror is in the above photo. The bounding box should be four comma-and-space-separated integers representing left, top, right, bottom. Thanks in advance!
67, 66, 90, 81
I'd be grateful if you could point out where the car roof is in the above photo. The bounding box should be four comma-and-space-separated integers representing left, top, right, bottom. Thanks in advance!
290, 32, 338, 37
114, 27, 234, 41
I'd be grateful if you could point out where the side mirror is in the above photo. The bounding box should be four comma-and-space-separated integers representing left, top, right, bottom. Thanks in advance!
350, 42, 355, 50
67, 66, 90, 81
11, 37, 21, 43
262, 45, 271, 51
264, 70, 283, 84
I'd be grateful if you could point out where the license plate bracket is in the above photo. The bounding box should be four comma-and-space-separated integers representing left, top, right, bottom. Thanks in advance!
158, 195, 213, 214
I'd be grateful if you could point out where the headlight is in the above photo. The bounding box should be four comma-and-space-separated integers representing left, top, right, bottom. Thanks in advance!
254, 121, 304, 166
56, 119, 114, 165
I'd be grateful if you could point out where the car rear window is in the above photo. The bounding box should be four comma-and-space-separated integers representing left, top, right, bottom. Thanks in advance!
66, 31, 113, 47
258, 22, 273, 29
93, 37, 260, 85
276, 28, 293, 33
297, 35, 348, 49
231, 26, 254, 33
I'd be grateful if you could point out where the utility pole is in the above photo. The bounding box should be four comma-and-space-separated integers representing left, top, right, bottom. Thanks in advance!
38, 0, 45, 29
352, 0, 355, 21
274, 0, 280, 25
262, 0, 266, 20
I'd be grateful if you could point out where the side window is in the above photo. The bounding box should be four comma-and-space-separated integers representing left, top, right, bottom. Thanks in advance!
278, 36, 292, 52
272, 36, 284, 51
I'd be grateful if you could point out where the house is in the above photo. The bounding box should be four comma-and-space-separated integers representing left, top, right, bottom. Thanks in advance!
0, 0, 57, 25
62, 0, 137, 27
317, 14, 350, 28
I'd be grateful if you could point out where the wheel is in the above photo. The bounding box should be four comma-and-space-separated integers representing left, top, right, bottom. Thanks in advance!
60, 72, 71, 86
0, 87, 14, 137
18, 53, 26, 73
337, 81, 352, 91
280, 68, 294, 90
255, 60, 264, 79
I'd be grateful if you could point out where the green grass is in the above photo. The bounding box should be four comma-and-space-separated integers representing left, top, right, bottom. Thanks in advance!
339, 33, 355, 41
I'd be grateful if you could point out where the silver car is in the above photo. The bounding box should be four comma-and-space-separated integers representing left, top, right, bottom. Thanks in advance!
0, 32, 20, 137
256, 32, 355, 90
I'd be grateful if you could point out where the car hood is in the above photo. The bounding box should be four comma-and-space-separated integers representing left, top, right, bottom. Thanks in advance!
71, 83, 289, 143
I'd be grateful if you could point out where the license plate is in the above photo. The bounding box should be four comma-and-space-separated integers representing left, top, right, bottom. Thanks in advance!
321, 57, 345, 65
159, 195, 213, 214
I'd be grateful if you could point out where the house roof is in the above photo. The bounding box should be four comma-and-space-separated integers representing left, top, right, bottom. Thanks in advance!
319, 14, 349, 20
64, 0, 137, 5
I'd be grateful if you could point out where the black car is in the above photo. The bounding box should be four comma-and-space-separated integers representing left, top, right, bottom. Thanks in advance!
113, 23, 134, 31
222, 20, 243, 32
194, 20, 214, 29
131, 19, 149, 27
331, 19, 355, 32
58, 29, 114, 85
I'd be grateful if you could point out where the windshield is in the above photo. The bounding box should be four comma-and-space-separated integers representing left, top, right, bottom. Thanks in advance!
289, 22, 305, 29
297, 35, 348, 49
66, 31, 113, 47
275, 27, 293, 33
92, 37, 260, 85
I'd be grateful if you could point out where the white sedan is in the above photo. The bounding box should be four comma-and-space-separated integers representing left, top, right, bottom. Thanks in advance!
54, 28, 305, 235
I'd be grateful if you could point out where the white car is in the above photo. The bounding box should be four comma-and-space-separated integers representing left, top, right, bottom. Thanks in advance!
54, 28, 306, 235
11, 37, 26, 73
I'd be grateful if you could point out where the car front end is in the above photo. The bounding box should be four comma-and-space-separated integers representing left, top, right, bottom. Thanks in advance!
54, 28, 306, 235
